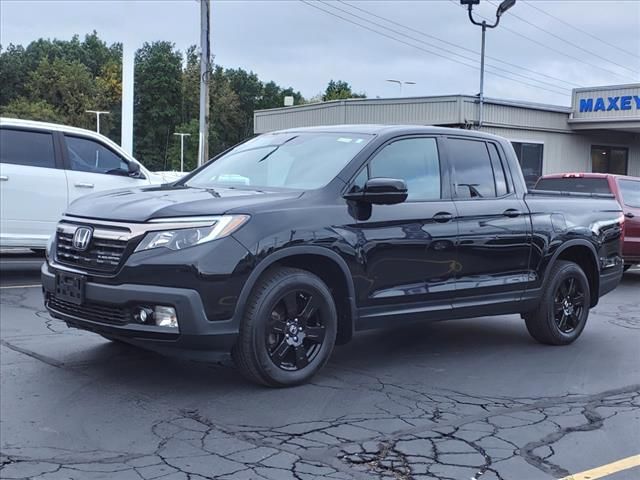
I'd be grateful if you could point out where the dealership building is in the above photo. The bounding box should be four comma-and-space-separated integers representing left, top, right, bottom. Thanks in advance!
254, 83, 640, 186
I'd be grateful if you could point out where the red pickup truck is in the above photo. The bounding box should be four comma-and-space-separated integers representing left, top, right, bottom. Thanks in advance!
535, 173, 640, 271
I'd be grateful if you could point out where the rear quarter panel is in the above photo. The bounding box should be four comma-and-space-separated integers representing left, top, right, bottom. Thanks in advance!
524, 194, 623, 292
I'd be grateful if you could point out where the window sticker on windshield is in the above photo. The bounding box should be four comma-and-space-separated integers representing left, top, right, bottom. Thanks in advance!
337, 137, 353, 143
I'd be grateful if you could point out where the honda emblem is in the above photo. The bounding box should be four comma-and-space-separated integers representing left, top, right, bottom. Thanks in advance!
72, 227, 92, 251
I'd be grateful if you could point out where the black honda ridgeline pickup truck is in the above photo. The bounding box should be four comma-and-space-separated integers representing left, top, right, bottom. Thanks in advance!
43, 126, 625, 386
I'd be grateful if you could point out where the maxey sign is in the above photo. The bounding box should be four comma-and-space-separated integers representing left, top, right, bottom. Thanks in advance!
579, 96, 640, 112
572, 85, 640, 121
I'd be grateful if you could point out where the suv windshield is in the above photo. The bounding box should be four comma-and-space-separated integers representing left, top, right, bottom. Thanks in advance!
186, 132, 373, 190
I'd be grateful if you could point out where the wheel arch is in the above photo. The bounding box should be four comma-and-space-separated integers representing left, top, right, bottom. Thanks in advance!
234, 246, 357, 345
544, 240, 600, 307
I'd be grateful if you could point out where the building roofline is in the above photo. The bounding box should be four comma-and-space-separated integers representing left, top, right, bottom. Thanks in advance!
255, 94, 572, 115
572, 83, 640, 94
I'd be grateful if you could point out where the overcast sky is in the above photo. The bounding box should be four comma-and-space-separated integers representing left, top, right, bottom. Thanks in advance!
1, 0, 639, 106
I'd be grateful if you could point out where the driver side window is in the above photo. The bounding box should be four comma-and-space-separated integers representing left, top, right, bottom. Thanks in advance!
351, 137, 442, 201
65, 135, 129, 174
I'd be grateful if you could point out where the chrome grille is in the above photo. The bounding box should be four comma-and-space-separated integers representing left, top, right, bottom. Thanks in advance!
55, 224, 129, 273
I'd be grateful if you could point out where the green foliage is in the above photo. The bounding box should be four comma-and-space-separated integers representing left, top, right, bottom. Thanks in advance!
166, 119, 199, 172
0, 32, 121, 138
322, 79, 366, 101
27, 58, 96, 129
1, 32, 368, 172
133, 41, 183, 171
0, 97, 60, 123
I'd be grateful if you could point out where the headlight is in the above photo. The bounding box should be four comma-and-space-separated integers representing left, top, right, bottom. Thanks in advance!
135, 215, 249, 252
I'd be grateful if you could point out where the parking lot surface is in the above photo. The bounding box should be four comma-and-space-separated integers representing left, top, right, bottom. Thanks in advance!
1, 254, 639, 480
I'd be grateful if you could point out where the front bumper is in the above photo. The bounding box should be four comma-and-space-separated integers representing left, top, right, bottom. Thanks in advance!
42, 262, 238, 353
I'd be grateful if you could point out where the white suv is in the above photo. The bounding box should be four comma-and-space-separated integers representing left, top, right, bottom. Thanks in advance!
0, 118, 178, 249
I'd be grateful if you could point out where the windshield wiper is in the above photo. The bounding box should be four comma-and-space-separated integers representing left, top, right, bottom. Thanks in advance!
258, 135, 299, 162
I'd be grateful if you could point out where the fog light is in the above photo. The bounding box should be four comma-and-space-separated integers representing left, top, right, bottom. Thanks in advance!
134, 306, 154, 324
154, 306, 178, 329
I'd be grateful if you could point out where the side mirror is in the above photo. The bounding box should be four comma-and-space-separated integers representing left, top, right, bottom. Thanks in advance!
344, 177, 408, 205
128, 161, 141, 177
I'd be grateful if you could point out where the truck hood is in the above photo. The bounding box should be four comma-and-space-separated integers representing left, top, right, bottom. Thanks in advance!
65, 185, 303, 222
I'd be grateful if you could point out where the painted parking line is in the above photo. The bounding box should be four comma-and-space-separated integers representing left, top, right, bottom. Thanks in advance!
559, 454, 640, 480
0, 284, 41, 289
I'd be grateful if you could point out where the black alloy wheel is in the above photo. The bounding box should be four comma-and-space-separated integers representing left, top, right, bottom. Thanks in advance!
266, 290, 327, 371
233, 266, 337, 387
553, 276, 586, 334
524, 260, 590, 346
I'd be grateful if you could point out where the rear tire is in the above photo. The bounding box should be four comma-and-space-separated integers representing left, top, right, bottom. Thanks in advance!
232, 267, 337, 387
524, 260, 590, 346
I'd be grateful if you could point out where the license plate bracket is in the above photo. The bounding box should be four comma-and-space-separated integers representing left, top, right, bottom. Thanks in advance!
55, 272, 85, 305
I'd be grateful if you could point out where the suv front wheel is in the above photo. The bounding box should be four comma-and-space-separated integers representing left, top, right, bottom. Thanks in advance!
232, 267, 337, 387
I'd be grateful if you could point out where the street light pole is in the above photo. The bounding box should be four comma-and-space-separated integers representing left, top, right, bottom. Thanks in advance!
461, 0, 516, 128
85, 110, 110, 134
173, 133, 191, 172
385, 79, 417, 97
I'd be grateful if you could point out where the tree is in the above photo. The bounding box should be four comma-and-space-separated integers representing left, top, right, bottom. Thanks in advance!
209, 66, 245, 155
0, 97, 60, 123
0, 44, 28, 105
0, 33, 309, 169
133, 41, 183, 170
27, 57, 96, 128
166, 119, 199, 172
322, 80, 366, 101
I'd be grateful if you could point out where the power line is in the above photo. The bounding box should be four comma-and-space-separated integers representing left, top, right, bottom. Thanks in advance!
317, 0, 568, 92
317, 0, 570, 93
338, 0, 580, 88
299, 0, 570, 96
448, 0, 636, 82
485, 0, 639, 77
522, 0, 640, 59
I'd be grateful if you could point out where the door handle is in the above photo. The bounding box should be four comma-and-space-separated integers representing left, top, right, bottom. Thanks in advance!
433, 212, 454, 223
0, 175, 8, 181
625, 212, 635, 219
503, 209, 522, 218
75, 183, 95, 188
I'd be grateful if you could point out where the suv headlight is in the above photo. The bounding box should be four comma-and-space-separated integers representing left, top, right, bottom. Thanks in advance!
135, 215, 249, 252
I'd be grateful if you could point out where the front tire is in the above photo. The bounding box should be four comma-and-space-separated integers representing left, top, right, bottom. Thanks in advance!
232, 267, 337, 387
524, 260, 590, 345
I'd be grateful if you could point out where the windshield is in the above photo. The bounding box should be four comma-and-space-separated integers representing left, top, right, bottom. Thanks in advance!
186, 132, 373, 190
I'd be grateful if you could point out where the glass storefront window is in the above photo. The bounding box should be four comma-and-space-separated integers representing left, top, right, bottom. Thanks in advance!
591, 146, 628, 175
512, 142, 543, 188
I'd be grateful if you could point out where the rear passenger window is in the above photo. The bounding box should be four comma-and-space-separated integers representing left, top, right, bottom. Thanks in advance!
368, 137, 441, 201
488, 143, 509, 196
448, 138, 497, 199
0, 128, 55, 168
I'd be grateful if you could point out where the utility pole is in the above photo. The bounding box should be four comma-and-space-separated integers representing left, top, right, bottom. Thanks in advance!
385, 79, 416, 97
461, 0, 515, 128
86, 110, 110, 134
198, 0, 211, 167
173, 133, 191, 172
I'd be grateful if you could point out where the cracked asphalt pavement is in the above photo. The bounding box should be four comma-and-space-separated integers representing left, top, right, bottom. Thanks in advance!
1, 252, 639, 480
